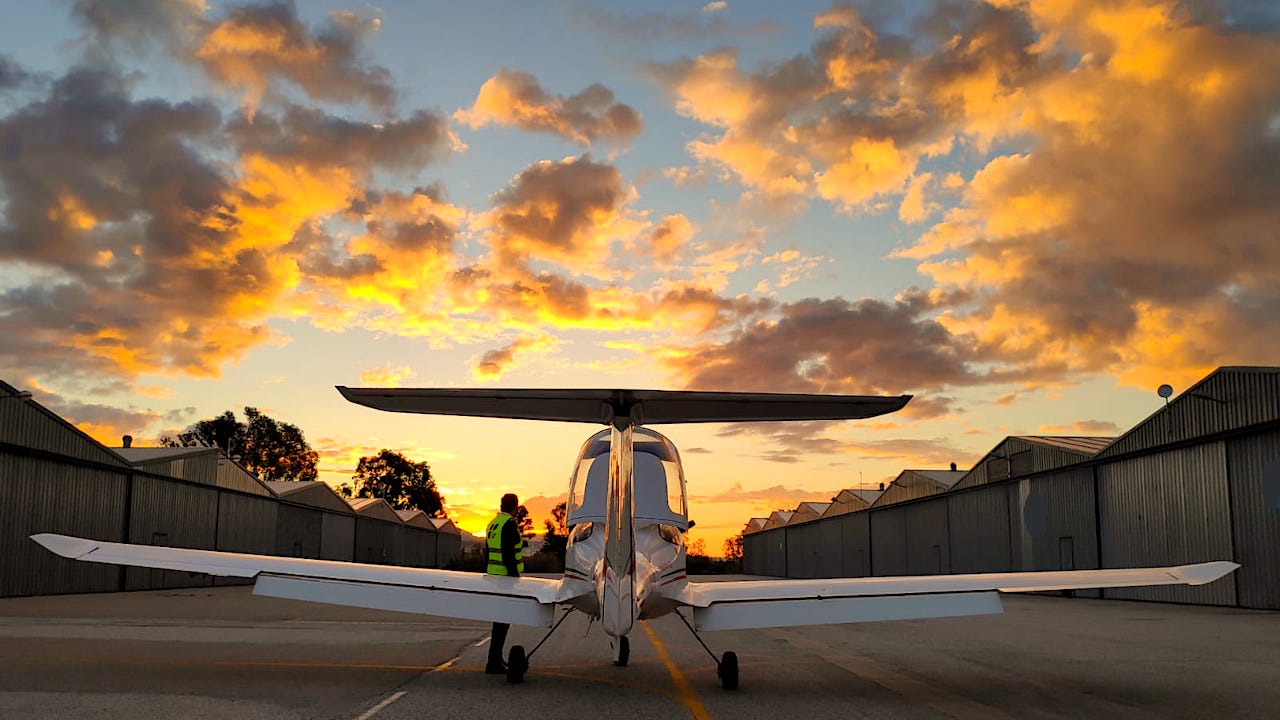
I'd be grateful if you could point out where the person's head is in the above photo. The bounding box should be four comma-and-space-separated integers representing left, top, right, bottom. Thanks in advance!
501, 493, 519, 513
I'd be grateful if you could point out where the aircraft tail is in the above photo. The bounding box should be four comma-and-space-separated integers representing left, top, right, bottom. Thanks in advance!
337, 387, 910, 427
601, 424, 636, 637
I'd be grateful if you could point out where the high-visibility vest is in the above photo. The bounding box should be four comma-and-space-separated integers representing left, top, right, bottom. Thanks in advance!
486, 512, 524, 575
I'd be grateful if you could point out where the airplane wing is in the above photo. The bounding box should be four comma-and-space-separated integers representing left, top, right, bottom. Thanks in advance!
336, 387, 910, 425
673, 562, 1239, 631
32, 533, 577, 627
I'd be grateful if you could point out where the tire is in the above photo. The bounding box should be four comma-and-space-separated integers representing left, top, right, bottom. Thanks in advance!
718, 651, 738, 690
614, 636, 630, 667
507, 645, 527, 684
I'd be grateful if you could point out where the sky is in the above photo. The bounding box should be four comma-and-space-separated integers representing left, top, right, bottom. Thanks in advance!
1, 0, 1277, 553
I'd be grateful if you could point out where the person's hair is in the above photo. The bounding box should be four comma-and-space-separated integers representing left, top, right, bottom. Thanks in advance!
501, 493, 519, 512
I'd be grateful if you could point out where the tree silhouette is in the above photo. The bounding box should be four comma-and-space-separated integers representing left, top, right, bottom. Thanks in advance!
160, 407, 318, 482
512, 504, 535, 538
540, 501, 568, 562
352, 450, 443, 514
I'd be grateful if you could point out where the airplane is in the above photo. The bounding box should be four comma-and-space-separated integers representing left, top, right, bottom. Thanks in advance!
33, 387, 1239, 689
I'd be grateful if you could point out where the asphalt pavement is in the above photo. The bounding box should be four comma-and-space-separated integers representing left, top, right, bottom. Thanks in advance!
0, 580, 1276, 719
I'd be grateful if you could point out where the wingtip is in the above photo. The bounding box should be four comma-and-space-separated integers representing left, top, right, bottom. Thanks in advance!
1178, 561, 1241, 585
31, 533, 100, 559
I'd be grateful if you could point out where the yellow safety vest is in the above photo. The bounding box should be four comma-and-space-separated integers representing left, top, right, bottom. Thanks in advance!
486, 512, 524, 575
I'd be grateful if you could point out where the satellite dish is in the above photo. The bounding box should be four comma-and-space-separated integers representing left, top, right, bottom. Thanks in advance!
1157, 384, 1173, 399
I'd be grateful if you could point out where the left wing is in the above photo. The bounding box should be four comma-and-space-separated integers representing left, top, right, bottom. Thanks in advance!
673, 562, 1239, 631
32, 534, 572, 627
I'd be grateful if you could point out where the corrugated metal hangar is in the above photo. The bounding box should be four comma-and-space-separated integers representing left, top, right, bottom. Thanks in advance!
743, 366, 1280, 610
0, 380, 462, 598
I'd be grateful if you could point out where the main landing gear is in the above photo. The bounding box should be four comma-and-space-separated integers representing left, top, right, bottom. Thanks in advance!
674, 610, 738, 690
505, 608, 574, 684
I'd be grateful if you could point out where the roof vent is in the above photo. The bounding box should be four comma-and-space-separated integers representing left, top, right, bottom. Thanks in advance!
878, 482, 885, 491
122, 435, 133, 448
950, 461, 957, 471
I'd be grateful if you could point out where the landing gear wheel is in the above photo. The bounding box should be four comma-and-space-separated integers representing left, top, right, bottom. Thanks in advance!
718, 651, 738, 690
506, 645, 527, 684
613, 636, 630, 667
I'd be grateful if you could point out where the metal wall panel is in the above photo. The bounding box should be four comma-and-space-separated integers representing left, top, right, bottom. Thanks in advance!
784, 525, 805, 578
1227, 429, 1280, 609
1011, 469, 1099, 571
815, 518, 842, 578
320, 512, 355, 561
1098, 443, 1237, 605
355, 518, 403, 565
838, 512, 871, 577
436, 533, 462, 569
1101, 369, 1280, 457
276, 504, 323, 558
793, 522, 827, 578
212, 492, 277, 587
755, 527, 786, 577
1011, 469, 1101, 597
947, 486, 1012, 573
904, 499, 949, 575
126, 475, 218, 591
403, 527, 438, 567
742, 532, 764, 575
216, 493, 278, 553
0, 452, 127, 597
870, 507, 907, 576
135, 454, 219, 486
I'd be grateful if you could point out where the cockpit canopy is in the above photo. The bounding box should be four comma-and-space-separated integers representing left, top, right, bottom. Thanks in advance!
566, 427, 689, 529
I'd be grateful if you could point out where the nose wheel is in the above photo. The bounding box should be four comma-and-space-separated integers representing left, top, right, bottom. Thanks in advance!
613, 635, 630, 666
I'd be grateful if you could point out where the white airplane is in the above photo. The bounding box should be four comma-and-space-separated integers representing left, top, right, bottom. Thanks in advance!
33, 387, 1238, 689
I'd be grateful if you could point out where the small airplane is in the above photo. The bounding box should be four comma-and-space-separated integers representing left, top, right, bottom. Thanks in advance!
33, 387, 1239, 689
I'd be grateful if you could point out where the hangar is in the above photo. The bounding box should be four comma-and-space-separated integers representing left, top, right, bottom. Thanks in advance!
743, 366, 1280, 609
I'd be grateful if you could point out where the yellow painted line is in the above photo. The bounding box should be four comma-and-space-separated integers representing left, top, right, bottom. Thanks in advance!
641, 622, 713, 720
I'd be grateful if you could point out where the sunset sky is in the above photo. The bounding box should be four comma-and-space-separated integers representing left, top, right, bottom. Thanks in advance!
2, 1, 1277, 552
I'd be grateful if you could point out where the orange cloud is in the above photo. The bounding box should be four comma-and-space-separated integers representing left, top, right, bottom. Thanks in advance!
456, 69, 642, 145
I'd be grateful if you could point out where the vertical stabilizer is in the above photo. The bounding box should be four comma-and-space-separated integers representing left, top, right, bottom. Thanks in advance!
601, 423, 636, 637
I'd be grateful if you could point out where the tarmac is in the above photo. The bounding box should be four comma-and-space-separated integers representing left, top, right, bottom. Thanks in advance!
0, 578, 1276, 719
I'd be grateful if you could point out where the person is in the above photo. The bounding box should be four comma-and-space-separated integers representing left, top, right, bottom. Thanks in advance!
484, 493, 524, 674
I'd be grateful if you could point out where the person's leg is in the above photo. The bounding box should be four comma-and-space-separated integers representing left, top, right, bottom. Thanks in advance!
487, 622, 510, 671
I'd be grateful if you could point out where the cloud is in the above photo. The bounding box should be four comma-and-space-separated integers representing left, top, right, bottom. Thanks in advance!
691, 482, 840, 507
359, 364, 417, 387
482, 155, 641, 271
1036, 420, 1121, 435
653, 0, 1280, 391
0, 63, 458, 387
665, 293, 983, 395
29, 382, 193, 446
456, 68, 642, 145
895, 0, 1280, 389
642, 214, 694, 267
469, 335, 560, 381
75, 1, 397, 118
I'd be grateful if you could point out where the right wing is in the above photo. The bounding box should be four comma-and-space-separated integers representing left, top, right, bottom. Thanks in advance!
674, 562, 1239, 631
33, 533, 577, 627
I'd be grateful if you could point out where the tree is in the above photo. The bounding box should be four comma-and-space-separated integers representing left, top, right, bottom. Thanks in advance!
512, 504, 535, 538
160, 406, 318, 482
723, 531, 744, 561
352, 450, 443, 514
539, 502, 568, 563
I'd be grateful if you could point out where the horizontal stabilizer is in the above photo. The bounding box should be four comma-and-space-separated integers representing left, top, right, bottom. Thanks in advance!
31, 533, 566, 626
336, 387, 910, 426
